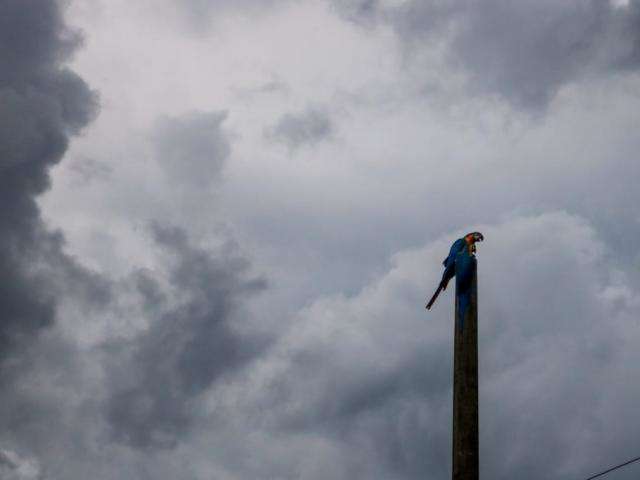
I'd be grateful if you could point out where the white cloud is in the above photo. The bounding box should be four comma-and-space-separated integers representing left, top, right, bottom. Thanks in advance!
230, 212, 640, 479
0, 449, 42, 480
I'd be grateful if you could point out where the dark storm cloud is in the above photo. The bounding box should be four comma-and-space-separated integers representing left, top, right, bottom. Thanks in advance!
153, 111, 230, 188
105, 224, 267, 450
0, 0, 98, 356
0, 0, 270, 464
267, 106, 334, 150
332, 0, 640, 109
0, 0, 117, 476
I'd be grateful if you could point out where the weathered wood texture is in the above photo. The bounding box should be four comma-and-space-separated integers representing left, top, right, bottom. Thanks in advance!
452, 260, 478, 480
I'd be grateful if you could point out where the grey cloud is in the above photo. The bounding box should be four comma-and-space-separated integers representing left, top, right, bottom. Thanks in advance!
105, 224, 267, 450
231, 78, 290, 101
0, 0, 79, 86
253, 79, 290, 95
68, 157, 113, 186
329, 0, 380, 25
267, 106, 334, 150
333, 0, 640, 110
153, 111, 230, 188
0, 449, 42, 480
151, 0, 293, 34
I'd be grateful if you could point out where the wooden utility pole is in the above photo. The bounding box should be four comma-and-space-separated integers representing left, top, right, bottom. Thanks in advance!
452, 258, 478, 480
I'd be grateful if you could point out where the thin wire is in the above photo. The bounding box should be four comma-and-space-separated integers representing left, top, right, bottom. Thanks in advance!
584, 455, 640, 480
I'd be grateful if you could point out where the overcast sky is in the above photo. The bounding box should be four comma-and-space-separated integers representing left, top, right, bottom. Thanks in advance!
2, 0, 640, 479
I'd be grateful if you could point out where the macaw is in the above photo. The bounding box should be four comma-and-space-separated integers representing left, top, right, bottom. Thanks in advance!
425, 232, 484, 311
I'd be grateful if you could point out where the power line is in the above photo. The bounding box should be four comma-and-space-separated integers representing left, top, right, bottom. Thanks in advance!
584, 455, 640, 480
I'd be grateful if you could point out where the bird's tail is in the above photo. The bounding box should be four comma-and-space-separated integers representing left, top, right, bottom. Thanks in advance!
426, 282, 445, 310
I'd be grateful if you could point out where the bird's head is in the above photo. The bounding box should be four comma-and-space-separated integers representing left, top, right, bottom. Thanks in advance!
464, 232, 484, 255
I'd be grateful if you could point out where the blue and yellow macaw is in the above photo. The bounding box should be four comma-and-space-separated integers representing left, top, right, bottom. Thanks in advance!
425, 232, 484, 311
